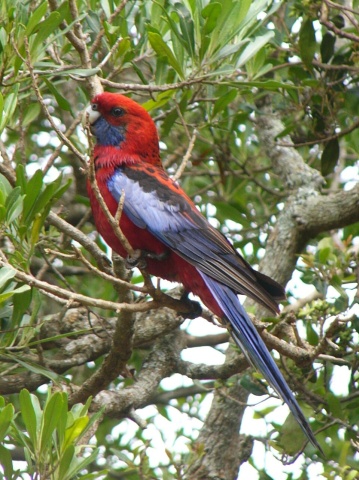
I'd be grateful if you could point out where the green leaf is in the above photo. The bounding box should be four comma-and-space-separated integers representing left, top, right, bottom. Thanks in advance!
0, 84, 20, 133
211, 40, 248, 63
31, 176, 64, 217
30, 213, 43, 245
22, 102, 41, 127
110, 448, 133, 464
64, 416, 89, 449
32, 12, 63, 51
239, 373, 268, 396
56, 394, 69, 447
212, 201, 245, 223
60, 67, 102, 78
0, 284, 31, 304
5, 186, 23, 224
346, 471, 359, 480
321, 138, 340, 176
78, 395, 92, 417
65, 446, 100, 479
0, 403, 14, 441
155, 7, 188, 56
0, 93, 4, 127
202, 3, 222, 35
253, 405, 278, 419
19, 389, 40, 449
327, 392, 343, 419
43, 78, 73, 112
24, 2, 47, 36
0, 267, 16, 289
12, 287, 32, 325
0, 445, 14, 479
237, 31, 274, 67
58, 445, 75, 480
131, 60, 149, 85
229, 79, 298, 91
299, 19, 316, 67
175, 4, 195, 58
148, 32, 184, 79
142, 89, 176, 111
40, 392, 64, 452
212, 89, 237, 117
208, 0, 252, 55
318, 247, 331, 264
15, 164, 27, 192
321, 32, 336, 63
22, 169, 44, 222
10, 356, 62, 383
0, 173, 12, 198
306, 321, 319, 346
277, 411, 307, 454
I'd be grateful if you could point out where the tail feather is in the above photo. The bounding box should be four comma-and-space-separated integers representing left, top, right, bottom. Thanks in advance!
199, 271, 322, 452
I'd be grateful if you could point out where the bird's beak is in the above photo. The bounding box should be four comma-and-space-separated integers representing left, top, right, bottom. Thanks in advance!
83, 104, 101, 126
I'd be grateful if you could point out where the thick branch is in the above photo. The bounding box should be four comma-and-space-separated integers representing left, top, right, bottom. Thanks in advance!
0, 306, 184, 395
87, 330, 186, 417
294, 184, 359, 236
187, 380, 252, 479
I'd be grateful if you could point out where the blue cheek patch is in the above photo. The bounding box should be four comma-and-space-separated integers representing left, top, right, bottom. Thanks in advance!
91, 117, 125, 146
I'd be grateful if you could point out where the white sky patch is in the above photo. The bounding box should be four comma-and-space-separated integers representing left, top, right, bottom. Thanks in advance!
341, 164, 359, 190
330, 365, 351, 396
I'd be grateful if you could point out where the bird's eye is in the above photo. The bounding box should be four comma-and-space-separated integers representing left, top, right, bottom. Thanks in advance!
111, 107, 125, 117
91, 103, 98, 111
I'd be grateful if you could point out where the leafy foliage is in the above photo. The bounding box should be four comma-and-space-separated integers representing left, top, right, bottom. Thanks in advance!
0, 390, 105, 479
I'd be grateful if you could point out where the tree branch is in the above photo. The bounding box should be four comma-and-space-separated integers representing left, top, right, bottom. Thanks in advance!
86, 330, 186, 417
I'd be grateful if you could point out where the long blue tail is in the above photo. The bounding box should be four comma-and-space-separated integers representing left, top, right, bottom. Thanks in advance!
199, 272, 321, 452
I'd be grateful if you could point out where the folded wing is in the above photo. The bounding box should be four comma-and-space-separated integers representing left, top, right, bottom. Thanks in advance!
107, 164, 285, 313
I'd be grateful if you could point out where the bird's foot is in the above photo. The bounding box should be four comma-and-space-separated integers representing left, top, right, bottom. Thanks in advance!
179, 291, 202, 319
126, 249, 147, 269
125, 249, 169, 270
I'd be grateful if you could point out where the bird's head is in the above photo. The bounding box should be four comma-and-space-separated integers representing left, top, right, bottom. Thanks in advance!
86, 92, 161, 166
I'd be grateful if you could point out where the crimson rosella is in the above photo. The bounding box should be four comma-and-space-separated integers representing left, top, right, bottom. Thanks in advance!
85, 92, 321, 451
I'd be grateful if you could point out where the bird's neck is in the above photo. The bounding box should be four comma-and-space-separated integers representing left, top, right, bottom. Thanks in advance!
92, 144, 162, 170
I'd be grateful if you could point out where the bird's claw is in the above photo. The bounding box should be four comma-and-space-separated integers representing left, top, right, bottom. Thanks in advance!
179, 291, 202, 319
125, 249, 148, 269
125, 249, 169, 270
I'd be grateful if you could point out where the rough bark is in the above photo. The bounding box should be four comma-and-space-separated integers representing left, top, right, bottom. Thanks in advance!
188, 376, 252, 480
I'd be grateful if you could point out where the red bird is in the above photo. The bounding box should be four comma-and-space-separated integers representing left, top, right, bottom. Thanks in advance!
86, 92, 320, 451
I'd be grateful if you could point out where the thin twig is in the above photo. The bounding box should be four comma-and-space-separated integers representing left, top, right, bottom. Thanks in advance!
277, 117, 359, 148
22, 36, 86, 163
48, 0, 102, 96
43, 112, 85, 174
89, 0, 129, 59
320, 1, 359, 43
172, 130, 197, 181
0, 255, 151, 313
101, 76, 212, 92
72, 246, 148, 293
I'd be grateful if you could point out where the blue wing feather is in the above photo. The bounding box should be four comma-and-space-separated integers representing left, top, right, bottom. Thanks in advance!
107, 169, 189, 232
